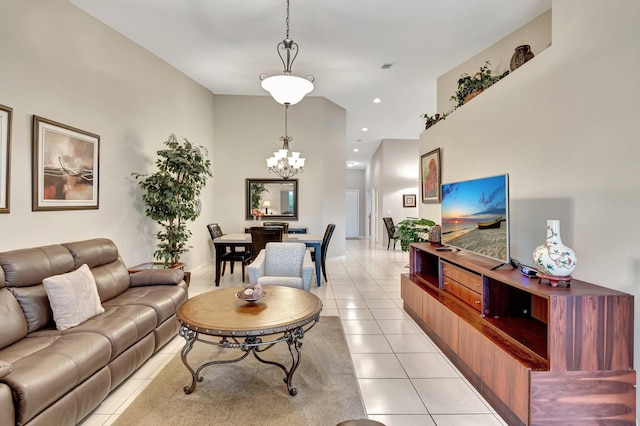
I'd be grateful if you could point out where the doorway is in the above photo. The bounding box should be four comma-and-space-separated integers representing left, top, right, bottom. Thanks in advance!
345, 190, 359, 238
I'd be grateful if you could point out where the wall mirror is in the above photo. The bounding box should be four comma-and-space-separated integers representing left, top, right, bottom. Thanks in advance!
246, 178, 298, 220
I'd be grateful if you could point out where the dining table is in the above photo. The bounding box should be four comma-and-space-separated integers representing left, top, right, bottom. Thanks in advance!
213, 233, 323, 287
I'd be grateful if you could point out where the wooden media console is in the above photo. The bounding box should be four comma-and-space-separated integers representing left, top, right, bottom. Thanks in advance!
401, 242, 635, 425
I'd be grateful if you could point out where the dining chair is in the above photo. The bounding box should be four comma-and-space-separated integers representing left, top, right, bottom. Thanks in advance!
249, 226, 283, 260
383, 217, 400, 250
262, 221, 289, 233
207, 223, 252, 282
310, 223, 335, 282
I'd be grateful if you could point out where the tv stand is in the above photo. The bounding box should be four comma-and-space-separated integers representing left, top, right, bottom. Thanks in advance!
401, 242, 635, 425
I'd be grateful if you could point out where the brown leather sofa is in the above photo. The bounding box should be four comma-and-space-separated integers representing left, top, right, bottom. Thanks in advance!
0, 238, 188, 426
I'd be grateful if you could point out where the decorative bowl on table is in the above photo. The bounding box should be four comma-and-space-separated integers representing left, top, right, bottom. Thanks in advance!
236, 284, 266, 303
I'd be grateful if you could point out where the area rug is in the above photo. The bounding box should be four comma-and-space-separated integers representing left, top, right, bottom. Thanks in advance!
114, 316, 366, 426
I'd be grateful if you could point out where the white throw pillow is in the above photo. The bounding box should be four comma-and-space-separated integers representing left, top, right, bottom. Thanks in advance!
43, 264, 104, 330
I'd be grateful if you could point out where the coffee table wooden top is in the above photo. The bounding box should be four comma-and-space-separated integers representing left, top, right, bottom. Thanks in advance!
177, 286, 323, 337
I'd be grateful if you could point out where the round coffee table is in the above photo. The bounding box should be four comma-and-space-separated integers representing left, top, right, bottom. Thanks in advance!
177, 286, 322, 395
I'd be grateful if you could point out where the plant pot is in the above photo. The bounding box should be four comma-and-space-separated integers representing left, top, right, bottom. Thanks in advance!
463, 88, 484, 104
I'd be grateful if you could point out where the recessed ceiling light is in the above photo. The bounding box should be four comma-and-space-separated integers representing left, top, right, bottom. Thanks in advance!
373, 98, 381, 104
362, 127, 368, 132
353, 148, 359, 152
346, 161, 357, 168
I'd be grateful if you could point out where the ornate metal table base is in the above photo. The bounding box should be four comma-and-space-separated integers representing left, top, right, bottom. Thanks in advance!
179, 319, 317, 396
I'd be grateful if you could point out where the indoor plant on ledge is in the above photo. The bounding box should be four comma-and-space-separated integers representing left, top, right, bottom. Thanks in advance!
133, 134, 212, 265
397, 218, 436, 251
450, 61, 509, 108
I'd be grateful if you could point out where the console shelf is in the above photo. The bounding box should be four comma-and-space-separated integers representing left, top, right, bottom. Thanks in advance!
402, 243, 635, 425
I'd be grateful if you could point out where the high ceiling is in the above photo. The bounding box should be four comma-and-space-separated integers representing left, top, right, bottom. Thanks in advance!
70, 0, 550, 169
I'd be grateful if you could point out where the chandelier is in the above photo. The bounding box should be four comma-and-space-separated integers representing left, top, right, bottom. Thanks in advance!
259, 0, 314, 105
266, 104, 305, 180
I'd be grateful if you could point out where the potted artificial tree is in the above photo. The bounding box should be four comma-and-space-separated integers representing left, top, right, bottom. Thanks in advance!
133, 134, 212, 265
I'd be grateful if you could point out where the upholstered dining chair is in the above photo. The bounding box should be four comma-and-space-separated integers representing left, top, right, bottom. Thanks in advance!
310, 223, 335, 283
207, 223, 252, 282
383, 217, 400, 250
247, 242, 314, 291
262, 221, 289, 233
249, 226, 283, 260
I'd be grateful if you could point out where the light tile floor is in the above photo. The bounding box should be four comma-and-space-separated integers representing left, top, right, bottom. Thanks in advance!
81, 239, 507, 426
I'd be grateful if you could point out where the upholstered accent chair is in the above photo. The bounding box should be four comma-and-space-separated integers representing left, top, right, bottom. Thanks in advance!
207, 223, 252, 281
310, 223, 335, 282
383, 217, 400, 250
247, 242, 314, 291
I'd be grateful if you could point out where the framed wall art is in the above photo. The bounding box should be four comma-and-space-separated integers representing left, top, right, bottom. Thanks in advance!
403, 194, 416, 208
32, 116, 100, 211
0, 104, 12, 213
420, 147, 441, 204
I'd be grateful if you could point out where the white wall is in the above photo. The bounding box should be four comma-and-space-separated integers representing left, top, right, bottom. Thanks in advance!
436, 10, 552, 115
210, 95, 346, 258
367, 139, 419, 246
0, 0, 216, 269
420, 0, 640, 408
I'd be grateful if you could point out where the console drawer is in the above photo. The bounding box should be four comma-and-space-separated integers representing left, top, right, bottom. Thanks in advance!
442, 262, 482, 295
443, 278, 482, 312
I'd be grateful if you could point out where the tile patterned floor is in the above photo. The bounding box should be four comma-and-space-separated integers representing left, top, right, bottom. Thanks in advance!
81, 239, 507, 426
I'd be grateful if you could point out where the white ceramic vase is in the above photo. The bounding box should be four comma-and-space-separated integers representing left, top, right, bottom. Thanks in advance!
532, 220, 577, 277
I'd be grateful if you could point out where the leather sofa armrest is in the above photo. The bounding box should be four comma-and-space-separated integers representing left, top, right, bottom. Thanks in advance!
129, 269, 184, 287
0, 360, 13, 379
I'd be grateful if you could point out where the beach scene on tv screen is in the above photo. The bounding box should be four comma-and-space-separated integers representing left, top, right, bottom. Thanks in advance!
441, 175, 508, 262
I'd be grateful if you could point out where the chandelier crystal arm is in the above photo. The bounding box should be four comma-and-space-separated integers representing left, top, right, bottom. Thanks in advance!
266, 103, 305, 180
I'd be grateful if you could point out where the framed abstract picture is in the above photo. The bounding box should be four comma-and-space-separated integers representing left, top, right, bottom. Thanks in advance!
0, 104, 12, 213
32, 116, 100, 211
420, 148, 441, 203
403, 194, 416, 208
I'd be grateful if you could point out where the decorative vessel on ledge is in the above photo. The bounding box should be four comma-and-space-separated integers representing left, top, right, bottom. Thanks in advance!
510, 44, 535, 71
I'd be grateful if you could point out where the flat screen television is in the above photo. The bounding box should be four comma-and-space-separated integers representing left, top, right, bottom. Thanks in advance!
440, 174, 510, 264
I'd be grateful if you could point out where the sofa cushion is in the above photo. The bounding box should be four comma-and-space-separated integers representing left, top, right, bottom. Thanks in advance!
90, 260, 132, 303
43, 264, 105, 330
28, 304, 158, 361
8, 285, 53, 333
103, 285, 188, 325
0, 360, 12, 378
63, 239, 131, 302
0, 332, 111, 425
62, 238, 119, 269
0, 244, 74, 288
0, 289, 28, 349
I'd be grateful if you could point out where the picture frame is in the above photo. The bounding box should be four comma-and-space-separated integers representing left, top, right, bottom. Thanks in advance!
420, 147, 441, 203
0, 104, 12, 213
32, 116, 100, 211
402, 194, 416, 208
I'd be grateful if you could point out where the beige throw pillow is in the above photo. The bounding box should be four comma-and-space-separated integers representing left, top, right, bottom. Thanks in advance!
43, 264, 104, 330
